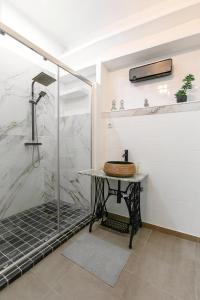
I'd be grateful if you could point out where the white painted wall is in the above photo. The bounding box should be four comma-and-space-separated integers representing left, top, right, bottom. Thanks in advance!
105, 48, 200, 111
102, 48, 200, 237
105, 111, 200, 237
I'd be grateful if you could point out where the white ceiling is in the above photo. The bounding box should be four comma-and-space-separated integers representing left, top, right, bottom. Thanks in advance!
7, 0, 161, 52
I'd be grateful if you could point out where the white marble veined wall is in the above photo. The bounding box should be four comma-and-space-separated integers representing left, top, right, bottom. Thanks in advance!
0, 48, 56, 218
0, 48, 91, 218
59, 114, 91, 209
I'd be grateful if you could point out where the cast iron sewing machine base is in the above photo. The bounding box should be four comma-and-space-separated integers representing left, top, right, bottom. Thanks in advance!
89, 177, 142, 249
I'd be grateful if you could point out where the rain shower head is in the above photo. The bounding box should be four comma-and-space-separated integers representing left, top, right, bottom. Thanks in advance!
35, 91, 47, 104
32, 72, 56, 86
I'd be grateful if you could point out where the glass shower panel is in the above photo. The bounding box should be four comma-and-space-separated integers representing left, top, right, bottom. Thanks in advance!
0, 36, 58, 271
58, 68, 92, 232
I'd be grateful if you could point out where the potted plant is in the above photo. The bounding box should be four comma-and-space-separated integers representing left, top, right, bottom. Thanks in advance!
175, 74, 195, 103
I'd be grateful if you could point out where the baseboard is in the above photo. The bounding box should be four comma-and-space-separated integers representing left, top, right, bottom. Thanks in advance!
142, 222, 200, 242
107, 212, 200, 243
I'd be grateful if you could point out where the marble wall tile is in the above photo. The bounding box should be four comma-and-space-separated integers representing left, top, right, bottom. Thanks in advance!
0, 55, 56, 218
0, 49, 91, 218
0, 134, 45, 218
59, 114, 91, 208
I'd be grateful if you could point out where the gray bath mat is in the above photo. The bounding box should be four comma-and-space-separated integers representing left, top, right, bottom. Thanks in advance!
62, 232, 130, 286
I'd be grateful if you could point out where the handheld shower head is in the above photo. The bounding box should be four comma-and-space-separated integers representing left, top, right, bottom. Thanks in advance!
39, 91, 47, 97
35, 91, 47, 104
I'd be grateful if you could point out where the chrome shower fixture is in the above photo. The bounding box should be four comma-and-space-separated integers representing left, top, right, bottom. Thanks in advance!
25, 72, 56, 146
32, 72, 56, 86
35, 91, 47, 105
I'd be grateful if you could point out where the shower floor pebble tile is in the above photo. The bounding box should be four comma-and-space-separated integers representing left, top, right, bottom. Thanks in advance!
0, 201, 90, 273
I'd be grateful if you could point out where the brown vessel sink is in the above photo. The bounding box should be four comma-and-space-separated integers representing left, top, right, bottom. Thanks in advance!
103, 161, 136, 178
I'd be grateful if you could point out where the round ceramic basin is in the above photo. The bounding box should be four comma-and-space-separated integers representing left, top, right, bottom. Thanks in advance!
103, 161, 136, 178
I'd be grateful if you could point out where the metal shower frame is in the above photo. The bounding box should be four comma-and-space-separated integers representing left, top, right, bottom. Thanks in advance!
0, 23, 92, 87
0, 21, 94, 273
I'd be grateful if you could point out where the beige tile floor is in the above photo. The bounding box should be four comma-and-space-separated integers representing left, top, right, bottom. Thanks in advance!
0, 225, 199, 300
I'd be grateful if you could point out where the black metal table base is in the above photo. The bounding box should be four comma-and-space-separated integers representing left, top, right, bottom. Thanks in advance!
89, 177, 142, 249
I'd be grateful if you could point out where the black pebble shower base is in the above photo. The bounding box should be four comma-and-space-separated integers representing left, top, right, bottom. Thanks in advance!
0, 201, 91, 290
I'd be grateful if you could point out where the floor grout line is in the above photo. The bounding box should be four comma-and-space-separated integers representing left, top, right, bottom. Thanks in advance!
0, 201, 90, 272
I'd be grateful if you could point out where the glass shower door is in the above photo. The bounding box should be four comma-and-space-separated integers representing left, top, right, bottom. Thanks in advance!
0, 28, 92, 282
58, 67, 92, 233
0, 35, 59, 273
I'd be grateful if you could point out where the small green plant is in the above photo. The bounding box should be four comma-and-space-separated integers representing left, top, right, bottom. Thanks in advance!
175, 74, 195, 99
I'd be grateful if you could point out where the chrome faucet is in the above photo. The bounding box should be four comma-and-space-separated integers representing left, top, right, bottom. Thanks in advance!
122, 150, 128, 162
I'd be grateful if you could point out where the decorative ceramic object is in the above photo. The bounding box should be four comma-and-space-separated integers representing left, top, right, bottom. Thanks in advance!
103, 161, 136, 177
144, 99, 149, 107
111, 100, 117, 111
119, 99, 125, 110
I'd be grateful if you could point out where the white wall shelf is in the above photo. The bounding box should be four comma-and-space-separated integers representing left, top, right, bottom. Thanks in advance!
102, 101, 200, 118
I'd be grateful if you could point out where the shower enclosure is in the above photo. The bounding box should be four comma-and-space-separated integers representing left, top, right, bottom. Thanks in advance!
0, 23, 92, 288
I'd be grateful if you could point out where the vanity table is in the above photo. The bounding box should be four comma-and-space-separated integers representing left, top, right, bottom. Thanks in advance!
78, 169, 147, 249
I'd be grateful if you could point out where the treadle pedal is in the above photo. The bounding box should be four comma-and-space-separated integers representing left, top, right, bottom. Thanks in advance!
101, 217, 129, 233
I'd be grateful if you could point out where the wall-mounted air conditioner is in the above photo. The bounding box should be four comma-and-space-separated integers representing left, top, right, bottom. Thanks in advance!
129, 58, 172, 82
